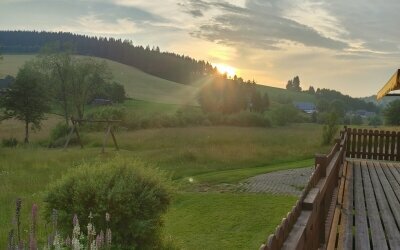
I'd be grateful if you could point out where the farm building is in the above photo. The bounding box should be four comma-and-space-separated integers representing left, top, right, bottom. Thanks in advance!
293, 102, 316, 114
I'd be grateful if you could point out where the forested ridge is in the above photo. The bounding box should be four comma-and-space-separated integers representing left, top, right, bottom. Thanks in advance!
0, 30, 218, 85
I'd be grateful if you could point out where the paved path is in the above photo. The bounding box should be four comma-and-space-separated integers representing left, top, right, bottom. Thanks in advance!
241, 167, 314, 196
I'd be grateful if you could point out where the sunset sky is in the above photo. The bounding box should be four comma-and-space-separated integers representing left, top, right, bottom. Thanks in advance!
1, 0, 399, 97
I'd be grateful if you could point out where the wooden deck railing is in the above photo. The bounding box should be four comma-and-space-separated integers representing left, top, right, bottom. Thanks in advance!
345, 127, 400, 161
260, 129, 348, 250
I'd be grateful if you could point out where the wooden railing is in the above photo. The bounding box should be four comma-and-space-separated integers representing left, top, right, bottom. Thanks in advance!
345, 127, 400, 161
260, 130, 347, 250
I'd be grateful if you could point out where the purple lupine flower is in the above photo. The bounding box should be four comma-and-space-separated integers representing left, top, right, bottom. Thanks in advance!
15, 198, 22, 244
73, 214, 79, 227
8, 229, 15, 250
65, 236, 72, 247
106, 229, 112, 246
29, 204, 38, 250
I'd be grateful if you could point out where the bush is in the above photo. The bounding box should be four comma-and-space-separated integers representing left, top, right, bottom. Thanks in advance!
224, 111, 271, 127
368, 115, 382, 127
271, 105, 299, 126
384, 100, 400, 125
322, 112, 339, 145
2, 137, 18, 147
50, 122, 70, 141
44, 158, 173, 249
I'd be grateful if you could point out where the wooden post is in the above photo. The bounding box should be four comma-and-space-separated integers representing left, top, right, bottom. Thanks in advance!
102, 125, 111, 153
110, 126, 119, 151
315, 154, 327, 177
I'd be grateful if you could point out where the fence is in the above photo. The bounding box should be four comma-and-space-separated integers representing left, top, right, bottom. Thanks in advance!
346, 127, 400, 161
260, 129, 347, 250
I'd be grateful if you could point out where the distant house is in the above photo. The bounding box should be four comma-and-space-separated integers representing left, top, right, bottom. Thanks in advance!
91, 98, 113, 106
354, 110, 376, 118
294, 102, 316, 114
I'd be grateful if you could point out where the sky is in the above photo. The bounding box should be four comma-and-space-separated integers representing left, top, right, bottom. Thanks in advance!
1, 0, 400, 97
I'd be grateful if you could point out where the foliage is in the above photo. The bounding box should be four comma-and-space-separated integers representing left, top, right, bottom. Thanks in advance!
315, 88, 378, 112
322, 112, 339, 145
38, 46, 122, 122
308, 86, 316, 95
286, 76, 301, 92
368, 115, 382, 127
271, 105, 300, 126
198, 76, 268, 115
351, 115, 363, 125
0, 30, 219, 85
384, 100, 400, 125
1, 61, 50, 143
6, 199, 113, 249
223, 111, 271, 127
50, 122, 70, 142
96, 81, 126, 103
2, 137, 18, 147
44, 158, 173, 249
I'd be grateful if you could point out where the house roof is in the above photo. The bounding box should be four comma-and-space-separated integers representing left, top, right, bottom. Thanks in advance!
294, 102, 316, 110
377, 69, 400, 100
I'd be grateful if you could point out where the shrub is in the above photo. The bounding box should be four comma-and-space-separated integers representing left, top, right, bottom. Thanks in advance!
224, 111, 271, 127
50, 122, 70, 141
384, 100, 400, 125
271, 105, 299, 126
44, 158, 173, 249
322, 112, 339, 145
368, 115, 382, 127
2, 137, 18, 147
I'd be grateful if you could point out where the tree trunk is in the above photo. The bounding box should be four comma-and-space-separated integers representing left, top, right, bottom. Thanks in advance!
24, 121, 29, 144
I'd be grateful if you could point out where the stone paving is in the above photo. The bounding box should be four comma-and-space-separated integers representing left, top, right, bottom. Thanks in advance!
241, 167, 314, 196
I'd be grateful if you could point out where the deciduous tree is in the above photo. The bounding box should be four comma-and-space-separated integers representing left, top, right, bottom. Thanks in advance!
1, 62, 50, 143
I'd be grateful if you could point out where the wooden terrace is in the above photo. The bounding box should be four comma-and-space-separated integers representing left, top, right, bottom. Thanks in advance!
261, 127, 400, 250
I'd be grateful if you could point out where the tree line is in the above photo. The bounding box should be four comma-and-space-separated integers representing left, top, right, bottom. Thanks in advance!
286, 75, 378, 112
198, 75, 270, 115
0, 30, 219, 85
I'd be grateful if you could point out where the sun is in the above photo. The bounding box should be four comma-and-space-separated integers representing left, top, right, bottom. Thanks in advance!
213, 63, 237, 78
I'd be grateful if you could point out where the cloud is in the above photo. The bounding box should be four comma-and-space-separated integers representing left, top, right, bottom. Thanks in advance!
59, 14, 140, 35
187, 0, 348, 51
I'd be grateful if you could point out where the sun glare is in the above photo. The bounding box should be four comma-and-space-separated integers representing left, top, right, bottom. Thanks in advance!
213, 63, 237, 78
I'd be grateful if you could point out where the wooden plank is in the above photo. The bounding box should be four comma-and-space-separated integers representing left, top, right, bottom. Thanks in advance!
396, 132, 400, 161
342, 161, 354, 250
381, 163, 400, 207
367, 130, 373, 159
353, 161, 370, 250
357, 129, 362, 159
379, 131, 385, 160
346, 128, 352, 157
374, 162, 400, 227
373, 130, 379, 160
384, 131, 390, 160
360, 161, 387, 250
352, 128, 357, 158
281, 211, 312, 250
327, 163, 348, 250
390, 131, 396, 161
368, 161, 400, 248
362, 129, 368, 159
337, 162, 351, 250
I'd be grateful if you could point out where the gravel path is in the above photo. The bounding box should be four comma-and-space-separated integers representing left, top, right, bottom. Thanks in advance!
242, 167, 314, 196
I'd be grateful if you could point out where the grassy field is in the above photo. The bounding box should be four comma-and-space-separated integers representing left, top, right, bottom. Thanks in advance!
0, 119, 331, 248
0, 54, 199, 105
0, 54, 318, 106
164, 193, 297, 249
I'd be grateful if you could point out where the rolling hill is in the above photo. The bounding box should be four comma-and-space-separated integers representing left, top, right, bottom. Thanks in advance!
0, 54, 317, 106
0, 54, 199, 105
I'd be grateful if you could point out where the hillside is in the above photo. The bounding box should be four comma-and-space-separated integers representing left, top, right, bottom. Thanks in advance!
0, 54, 319, 106
0, 54, 199, 105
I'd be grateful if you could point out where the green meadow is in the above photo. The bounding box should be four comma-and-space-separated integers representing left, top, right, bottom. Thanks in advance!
0, 54, 328, 249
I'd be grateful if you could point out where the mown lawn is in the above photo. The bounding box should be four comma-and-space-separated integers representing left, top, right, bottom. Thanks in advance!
164, 193, 296, 250
0, 122, 329, 248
